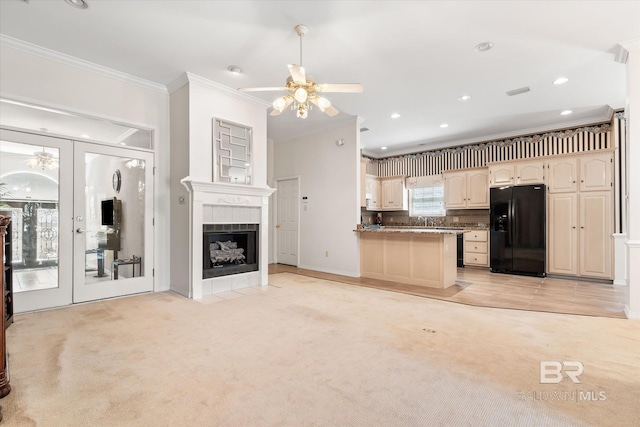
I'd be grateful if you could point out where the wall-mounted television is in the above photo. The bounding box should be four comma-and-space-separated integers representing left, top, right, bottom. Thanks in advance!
101, 197, 122, 227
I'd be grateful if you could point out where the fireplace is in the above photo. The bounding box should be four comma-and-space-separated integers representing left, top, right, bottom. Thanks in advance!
181, 179, 274, 299
203, 224, 258, 279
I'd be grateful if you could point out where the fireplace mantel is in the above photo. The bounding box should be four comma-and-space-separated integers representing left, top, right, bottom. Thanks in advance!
181, 178, 275, 299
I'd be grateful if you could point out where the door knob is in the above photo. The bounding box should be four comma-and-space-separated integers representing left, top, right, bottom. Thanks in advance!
275, 224, 281, 229
76, 228, 85, 234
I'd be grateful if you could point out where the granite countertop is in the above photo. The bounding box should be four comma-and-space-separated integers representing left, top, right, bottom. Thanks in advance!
354, 226, 467, 235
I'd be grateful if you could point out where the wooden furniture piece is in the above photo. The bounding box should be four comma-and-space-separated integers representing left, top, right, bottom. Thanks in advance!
464, 229, 489, 267
0, 215, 12, 422
358, 227, 462, 289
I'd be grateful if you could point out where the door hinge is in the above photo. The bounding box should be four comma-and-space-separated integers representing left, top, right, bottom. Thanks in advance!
153, 268, 155, 277
153, 218, 155, 226
153, 167, 156, 175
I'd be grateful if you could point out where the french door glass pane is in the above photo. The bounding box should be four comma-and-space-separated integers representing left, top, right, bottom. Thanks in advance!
0, 140, 60, 292
83, 153, 146, 285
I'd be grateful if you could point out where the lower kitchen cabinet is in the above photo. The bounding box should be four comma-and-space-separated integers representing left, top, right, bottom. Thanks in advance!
464, 230, 489, 267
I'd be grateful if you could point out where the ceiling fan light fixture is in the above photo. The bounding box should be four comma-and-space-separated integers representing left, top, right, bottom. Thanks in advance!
294, 87, 308, 103
317, 97, 331, 112
273, 97, 287, 112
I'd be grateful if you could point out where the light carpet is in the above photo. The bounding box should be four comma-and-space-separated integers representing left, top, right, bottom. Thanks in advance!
2, 272, 639, 426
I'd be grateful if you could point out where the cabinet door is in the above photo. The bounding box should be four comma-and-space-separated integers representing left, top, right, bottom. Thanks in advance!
547, 193, 578, 275
381, 179, 393, 209
516, 162, 545, 185
390, 178, 406, 209
579, 191, 612, 279
366, 177, 381, 210
489, 165, 514, 187
444, 172, 466, 209
580, 153, 612, 192
547, 158, 577, 193
360, 159, 367, 207
466, 170, 489, 208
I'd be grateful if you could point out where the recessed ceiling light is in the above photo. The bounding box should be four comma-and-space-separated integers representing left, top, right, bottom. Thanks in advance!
65, 0, 88, 9
39, 127, 48, 132
227, 65, 243, 75
458, 95, 472, 101
560, 110, 573, 115
474, 42, 494, 53
81, 134, 90, 138
390, 113, 401, 119
380, 146, 388, 150
440, 123, 449, 128
553, 77, 569, 85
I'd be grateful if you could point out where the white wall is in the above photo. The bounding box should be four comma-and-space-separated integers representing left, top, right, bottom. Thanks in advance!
0, 43, 171, 291
272, 120, 361, 277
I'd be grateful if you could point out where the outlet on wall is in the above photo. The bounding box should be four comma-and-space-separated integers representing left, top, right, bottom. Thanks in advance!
325, 251, 329, 257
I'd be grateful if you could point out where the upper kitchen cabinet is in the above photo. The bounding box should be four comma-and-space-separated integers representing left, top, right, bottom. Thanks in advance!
380, 176, 408, 210
515, 161, 545, 185
365, 175, 381, 210
489, 165, 514, 187
547, 158, 578, 193
579, 152, 612, 192
444, 168, 489, 209
489, 161, 545, 187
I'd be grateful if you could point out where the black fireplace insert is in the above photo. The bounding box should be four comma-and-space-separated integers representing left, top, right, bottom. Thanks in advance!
202, 224, 258, 279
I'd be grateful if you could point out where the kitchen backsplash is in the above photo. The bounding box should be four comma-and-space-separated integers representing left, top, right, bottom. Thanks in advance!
361, 208, 489, 228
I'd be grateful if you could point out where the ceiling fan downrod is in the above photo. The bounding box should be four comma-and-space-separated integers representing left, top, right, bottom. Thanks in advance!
295, 24, 308, 67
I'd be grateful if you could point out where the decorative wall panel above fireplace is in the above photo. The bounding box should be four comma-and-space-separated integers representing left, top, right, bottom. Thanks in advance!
213, 118, 252, 185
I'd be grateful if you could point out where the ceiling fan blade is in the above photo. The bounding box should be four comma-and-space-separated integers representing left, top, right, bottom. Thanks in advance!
287, 64, 306, 84
311, 98, 340, 117
238, 87, 288, 92
323, 105, 340, 117
269, 109, 284, 116
315, 83, 364, 93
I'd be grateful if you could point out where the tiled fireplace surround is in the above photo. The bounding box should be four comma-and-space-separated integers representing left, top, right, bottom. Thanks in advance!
181, 179, 274, 299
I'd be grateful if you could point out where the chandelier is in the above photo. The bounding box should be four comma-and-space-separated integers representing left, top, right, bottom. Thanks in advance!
27, 149, 58, 170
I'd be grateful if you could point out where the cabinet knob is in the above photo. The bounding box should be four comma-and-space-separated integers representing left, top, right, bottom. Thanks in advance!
572, 226, 576, 229
581, 226, 584, 229
581, 180, 584, 183
572, 180, 576, 183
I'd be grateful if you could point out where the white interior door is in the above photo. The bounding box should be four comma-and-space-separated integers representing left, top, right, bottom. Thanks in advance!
73, 142, 154, 303
1, 129, 73, 312
276, 178, 299, 266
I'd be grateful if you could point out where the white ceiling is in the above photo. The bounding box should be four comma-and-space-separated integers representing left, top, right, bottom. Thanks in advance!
1, 0, 638, 157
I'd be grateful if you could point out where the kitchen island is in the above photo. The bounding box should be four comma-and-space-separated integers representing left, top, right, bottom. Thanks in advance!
355, 227, 465, 289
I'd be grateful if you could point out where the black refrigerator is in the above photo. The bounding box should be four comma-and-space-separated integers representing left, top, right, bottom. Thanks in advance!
490, 184, 546, 277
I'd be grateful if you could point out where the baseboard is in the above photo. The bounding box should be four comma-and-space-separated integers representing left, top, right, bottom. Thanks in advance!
297, 264, 360, 278
624, 305, 640, 320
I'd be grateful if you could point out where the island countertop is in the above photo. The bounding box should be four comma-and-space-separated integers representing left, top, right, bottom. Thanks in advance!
354, 226, 467, 235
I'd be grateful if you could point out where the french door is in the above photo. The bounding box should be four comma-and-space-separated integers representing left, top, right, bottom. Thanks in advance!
0, 129, 154, 312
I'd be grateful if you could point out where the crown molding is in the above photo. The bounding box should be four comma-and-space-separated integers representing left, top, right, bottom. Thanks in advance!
172, 72, 271, 109
0, 34, 168, 94
620, 38, 640, 52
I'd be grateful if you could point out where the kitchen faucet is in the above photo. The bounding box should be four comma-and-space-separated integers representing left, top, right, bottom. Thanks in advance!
418, 216, 429, 227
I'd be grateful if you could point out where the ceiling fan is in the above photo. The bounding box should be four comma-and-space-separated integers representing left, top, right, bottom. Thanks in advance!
238, 25, 363, 119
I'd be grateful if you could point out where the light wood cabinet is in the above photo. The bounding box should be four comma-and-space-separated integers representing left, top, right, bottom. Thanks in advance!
515, 161, 545, 185
579, 191, 612, 278
379, 176, 407, 211
489, 165, 514, 187
464, 230, 489, 267
365, 175, 381, 210
489, 161, 544, 187
547, 152, 613, 279
579, 153, 612, 192
444, 168, 489, 209
547, 193, 579, 275
547, 158, 578, 193
360, 158, 367, 208
443, 172, 466, 209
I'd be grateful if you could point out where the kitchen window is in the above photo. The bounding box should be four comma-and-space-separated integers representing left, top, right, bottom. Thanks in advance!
409, 185, 445, 217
